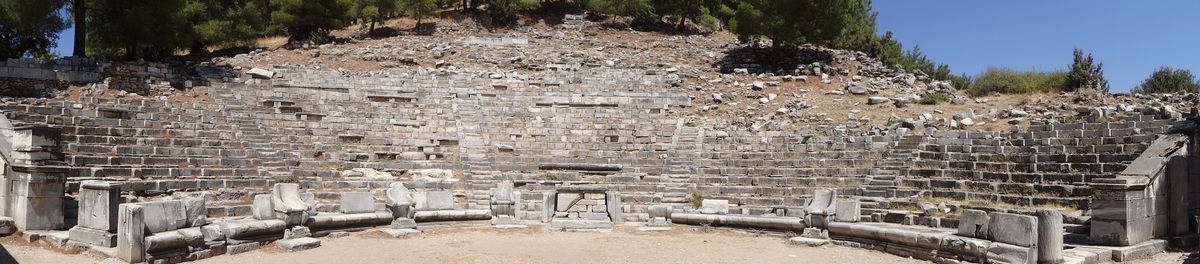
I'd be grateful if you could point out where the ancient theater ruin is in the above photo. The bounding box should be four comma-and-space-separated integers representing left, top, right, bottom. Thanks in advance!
0, 15, 1197, 264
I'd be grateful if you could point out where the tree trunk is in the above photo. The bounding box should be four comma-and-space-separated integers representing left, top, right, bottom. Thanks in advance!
72, 0, 87, 57
370, 21, 376, 32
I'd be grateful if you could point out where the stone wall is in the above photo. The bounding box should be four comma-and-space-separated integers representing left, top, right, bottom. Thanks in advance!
0, 66, 1178, 220
903, 119, 1169, 209
0, 58, 213, 97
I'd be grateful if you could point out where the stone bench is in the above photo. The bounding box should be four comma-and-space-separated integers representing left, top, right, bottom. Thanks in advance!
412, 190, 491, 222
306, 192, 392, 234
116, 198, 219, 263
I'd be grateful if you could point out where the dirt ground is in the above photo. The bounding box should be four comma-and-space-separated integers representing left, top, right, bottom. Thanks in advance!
4, 226, 1197, 264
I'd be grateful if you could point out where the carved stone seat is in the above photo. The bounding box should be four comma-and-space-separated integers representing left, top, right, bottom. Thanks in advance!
385, 183, 417, 229
271, 183, 309, 226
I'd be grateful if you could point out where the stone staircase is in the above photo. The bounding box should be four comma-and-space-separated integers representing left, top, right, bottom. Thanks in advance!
863, 135, 924, 198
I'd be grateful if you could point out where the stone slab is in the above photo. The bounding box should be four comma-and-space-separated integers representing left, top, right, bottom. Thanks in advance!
377, 228, 421, 238
986, 242, 1037, 264
550, 219, 613, 230
0, 216, 14, 236
989, 213, 1038, 247
788, 236, 829, 247
68, 226, 116, 247
636, 226, 672, 232
1111, 239, 1166, 262
227, 243, 260, 255
276, 237, 321, 252
556, 193, 582, 211
957, 209, 990, 239
834, 198, 860, 223
424, 191, 455, 211
140, 201, 187, 233
700, 199, 729, 215
252, 194, 274, 220
340, 192, 376, 214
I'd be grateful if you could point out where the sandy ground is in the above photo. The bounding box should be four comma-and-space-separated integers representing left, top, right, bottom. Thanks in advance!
3, 226, 1198, 264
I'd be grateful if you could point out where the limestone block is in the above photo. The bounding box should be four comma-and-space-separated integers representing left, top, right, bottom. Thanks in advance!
227, 243, 260, 255
220, 219, 287, 239
834, 198, 861, 223
117, 204, 145, 263
542, 192, 555, 223
989, 213, 1038, 248
672, 213, 805, 231
957, 209, 990, 239
252, 194, 275, 220
76, 180, 122, 232
938, 235, 991, 262
424, 191, 456, 211
140, 200, 187, 233
986, 242, 1037, 264
307, 212, 392, 229
276, 237, 320, 252
68, 226, 117, 247
700, 199, 729, 215
606, 191, 623, 224
556, 193, 582, 211
0, 217, 14, 236
200, 225, 225, 242
390, 218, 416, 229
341, 192, 376, 214
181, 197, 207, 227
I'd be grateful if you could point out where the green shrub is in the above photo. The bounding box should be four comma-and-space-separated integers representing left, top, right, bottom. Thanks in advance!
967, 67, 1069, 96
1131, 67, 1200, 94
917, 93, 947, 105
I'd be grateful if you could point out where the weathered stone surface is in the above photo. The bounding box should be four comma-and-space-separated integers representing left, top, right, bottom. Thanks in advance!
75, 180, 122, 232
386, 183, 415, 219
140, 200, 187, 233
700, 199, 729, 215
68, 226, 116, 247
1034, 209, 1063, 264
340, 192, 376, 214
377, 228, 421, 238
227, 242, 261, 255
414, 209, 491, 222
423, 191, 456, 211
606, 191, 623, 223
0, 217, 14, 236
247, 68, 275, 79
834, 198, 860, 223
550, 219, 613, 230
989, 212, 1038, 248
986, 242, 1037, 264
253, 194, 275, 220
276, 237, 320, 252
116, 204, 145, 263
271, 183, 309, 226
789, 236, 829, 246
957, 209, 990, 239
673, 213, 805, 231
220, 219, 287, 239
556, 193, 582, 211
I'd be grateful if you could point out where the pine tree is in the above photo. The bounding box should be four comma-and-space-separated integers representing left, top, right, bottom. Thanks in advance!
0, 0, 69, 59
269, 0, 353, 43
87, 0, 190, 58
401, 0, 438, 26
183, 0, 268, 53
1067, 48, 1108, 91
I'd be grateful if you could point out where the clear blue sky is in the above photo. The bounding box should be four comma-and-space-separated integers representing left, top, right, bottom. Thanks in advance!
52, 2, 1199, 91
873, 1, 1200, 92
